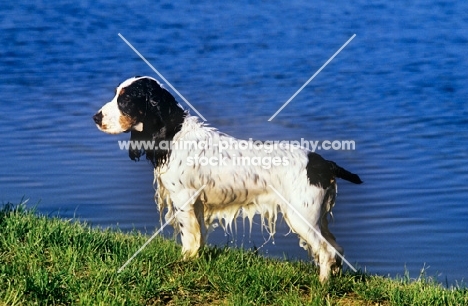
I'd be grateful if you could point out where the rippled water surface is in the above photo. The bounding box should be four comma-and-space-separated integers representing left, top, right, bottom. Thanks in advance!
1, 1, 467, 284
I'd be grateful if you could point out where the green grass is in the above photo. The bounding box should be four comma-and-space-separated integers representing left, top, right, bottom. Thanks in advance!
0, 203, 466, 305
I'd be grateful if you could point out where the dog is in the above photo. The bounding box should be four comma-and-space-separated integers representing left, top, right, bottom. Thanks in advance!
93, 76, 362, 282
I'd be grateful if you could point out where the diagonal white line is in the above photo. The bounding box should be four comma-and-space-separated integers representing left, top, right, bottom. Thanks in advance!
118, 33, 207, 121
268, 185, 357, 272
268, 34, 356, 122
117, 185, 207, 273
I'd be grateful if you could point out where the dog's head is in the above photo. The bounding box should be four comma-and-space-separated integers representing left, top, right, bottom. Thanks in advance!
93, 76, 187, 165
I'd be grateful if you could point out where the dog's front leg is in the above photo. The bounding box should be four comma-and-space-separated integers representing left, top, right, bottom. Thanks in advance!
171, 189, 202, 259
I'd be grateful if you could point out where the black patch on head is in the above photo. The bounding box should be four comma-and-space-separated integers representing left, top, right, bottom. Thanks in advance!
117, 77, 187, 167
306, 152, 362, 189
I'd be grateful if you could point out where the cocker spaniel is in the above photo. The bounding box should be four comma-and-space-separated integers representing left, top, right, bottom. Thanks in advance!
93, 76, 362, 282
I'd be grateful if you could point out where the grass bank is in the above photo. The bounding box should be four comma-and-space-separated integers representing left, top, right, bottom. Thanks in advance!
0, 204, 466, 305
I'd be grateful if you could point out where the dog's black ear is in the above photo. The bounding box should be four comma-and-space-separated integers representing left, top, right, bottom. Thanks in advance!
128, 117, 169, 166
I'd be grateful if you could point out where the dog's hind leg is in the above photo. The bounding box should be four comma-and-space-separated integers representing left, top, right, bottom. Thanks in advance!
320, 183, 343, 275
320, 211, 343, 275
280, 200, 337, 283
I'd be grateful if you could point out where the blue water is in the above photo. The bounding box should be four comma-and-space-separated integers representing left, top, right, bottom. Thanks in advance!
1, 1, 467, 284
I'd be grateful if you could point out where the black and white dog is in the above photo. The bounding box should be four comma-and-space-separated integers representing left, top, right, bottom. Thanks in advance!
93, 76, 362, 282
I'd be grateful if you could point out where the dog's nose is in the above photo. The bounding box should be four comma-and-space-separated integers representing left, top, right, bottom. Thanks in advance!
93, 111, 103, 125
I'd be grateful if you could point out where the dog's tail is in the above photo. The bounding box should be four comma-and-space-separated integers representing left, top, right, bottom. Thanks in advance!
328, 161, 363, 184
